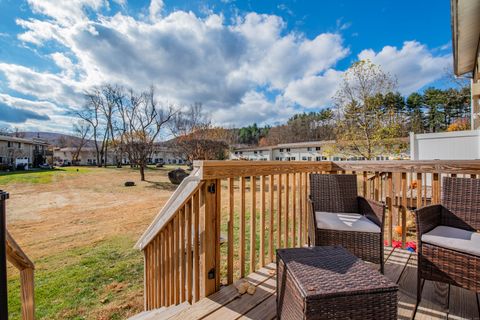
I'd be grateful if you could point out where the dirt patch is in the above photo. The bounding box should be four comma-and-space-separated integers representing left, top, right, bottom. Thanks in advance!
3, 167, 176, 261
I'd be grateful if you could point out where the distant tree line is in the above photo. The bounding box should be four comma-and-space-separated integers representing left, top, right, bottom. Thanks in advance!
232, 61, 470, 160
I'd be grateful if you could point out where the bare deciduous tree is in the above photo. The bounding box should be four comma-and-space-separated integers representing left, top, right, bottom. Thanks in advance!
117, 87, 175, 181
171, 103, 229, 164
334, 60, 399, 159
71, 120, 92, 165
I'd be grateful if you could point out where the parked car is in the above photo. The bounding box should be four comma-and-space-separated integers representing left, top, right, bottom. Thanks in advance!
39, 163, 53, 169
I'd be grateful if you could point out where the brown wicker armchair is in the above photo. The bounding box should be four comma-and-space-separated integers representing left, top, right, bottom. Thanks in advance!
416, 177, 480, 305
308, 174, 385, 273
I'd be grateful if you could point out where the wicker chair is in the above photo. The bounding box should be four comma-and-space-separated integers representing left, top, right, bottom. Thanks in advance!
416, 177, 480, 305
308, 174, 385, 273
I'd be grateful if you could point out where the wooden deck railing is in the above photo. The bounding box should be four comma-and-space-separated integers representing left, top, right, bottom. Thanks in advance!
1, 190, 35, 320
136, 160, 480, 311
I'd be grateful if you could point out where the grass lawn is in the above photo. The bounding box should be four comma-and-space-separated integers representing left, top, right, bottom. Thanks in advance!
0, 167, 91, 185
3, 166, 177, 319
7, 236, 143, 320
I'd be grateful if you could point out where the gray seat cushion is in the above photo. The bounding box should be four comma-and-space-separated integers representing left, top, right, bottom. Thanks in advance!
315, 212, 381, 233
421, 225, 480, 257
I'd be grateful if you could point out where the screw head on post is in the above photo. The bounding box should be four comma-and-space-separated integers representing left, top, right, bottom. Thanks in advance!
0, 191, 9, 200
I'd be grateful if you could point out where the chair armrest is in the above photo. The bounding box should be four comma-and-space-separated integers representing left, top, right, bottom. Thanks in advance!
358, 196, 385, 228
415, 204, 442, 237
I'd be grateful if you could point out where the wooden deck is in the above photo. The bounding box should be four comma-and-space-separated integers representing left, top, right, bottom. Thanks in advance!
168, 247, 480, 320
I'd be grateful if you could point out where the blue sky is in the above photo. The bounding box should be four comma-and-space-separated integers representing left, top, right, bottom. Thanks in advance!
0, 0, 453, 132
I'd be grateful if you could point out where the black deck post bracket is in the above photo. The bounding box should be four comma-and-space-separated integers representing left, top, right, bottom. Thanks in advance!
207, 183, 216, 194
207, 268, 215, 280
0, 190, 9, 320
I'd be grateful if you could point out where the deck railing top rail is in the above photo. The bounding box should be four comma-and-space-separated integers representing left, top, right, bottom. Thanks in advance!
195, 160, 480, 179
136, 167, 203, 250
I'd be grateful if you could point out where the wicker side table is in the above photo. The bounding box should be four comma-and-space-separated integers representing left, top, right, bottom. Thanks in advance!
277, 246, 398, 320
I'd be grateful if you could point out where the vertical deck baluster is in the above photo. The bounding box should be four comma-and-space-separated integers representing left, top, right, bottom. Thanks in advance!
180, 207, 186, 302
277, 174, 282, 249
298, 172, 303, 246
154, 236, 159, 308
260, 176, 266, 267
416, 173, 422, 210
227, 178, 234, 284
433, 173, 440, 204
401, 173, 407, 248
303, 172, 308, 244
193, 191, 200, 302
250, 176, 257, 273
285, 174, 289, 248
215, 179, 221, 290
186, 199, 192, 303
240, 176, 246, 278
292, 173, 297, 247
387, 172, 393, 246
169, 221, 174, 305
160, 231, 165, 306
174, 214, 179, 304
363, 172, 368, 197
269, 175, 274, 263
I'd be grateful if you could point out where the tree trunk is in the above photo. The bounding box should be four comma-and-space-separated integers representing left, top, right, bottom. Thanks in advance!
140, 165, 145, 181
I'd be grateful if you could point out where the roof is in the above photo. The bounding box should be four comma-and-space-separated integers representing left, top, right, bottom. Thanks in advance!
276, 140, 336, 148
0, 135, 49, 146
451, 0, 480, 76
233, 146, 274, 152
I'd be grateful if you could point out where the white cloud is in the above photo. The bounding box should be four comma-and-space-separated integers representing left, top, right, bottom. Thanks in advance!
149, 0, 164, 21
26, 0, 106, 25
0, 63, 84, 108
8, 8, 349, 130
212, 91, 295, 126
2, 3, 454, 132
358, 41, 451, 94
284, 69, 343, 108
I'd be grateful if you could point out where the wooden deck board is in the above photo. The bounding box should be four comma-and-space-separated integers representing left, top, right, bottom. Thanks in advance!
164, 248, 480, 320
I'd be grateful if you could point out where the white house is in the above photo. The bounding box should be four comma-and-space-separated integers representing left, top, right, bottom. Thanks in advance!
230, 140, 408, 162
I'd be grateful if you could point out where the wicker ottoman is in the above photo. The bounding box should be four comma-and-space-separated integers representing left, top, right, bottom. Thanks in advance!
277, 246, 398, 319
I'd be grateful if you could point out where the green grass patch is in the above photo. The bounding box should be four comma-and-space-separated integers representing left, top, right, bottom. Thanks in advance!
7, 236, 143, 320
0, 167, 90, 185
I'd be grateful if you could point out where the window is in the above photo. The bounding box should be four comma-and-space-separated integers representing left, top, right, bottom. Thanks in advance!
286, 148, 291, 152
239, 151, 243, 155
322, 156, 327, 160
279, 148, 284, 152
275, 157, 280, 160
333, 157, 340, 161
18, 142, 21, 148
307, 147, 312, 151
316, 147, 321, 151
235, 151, 238, 155
7, 141, 11, 147
307, 157, 312, 161
316, 156, 322, 161
254, 151, 258, 154
290, 157, 295, 160
302, 156, 307, 161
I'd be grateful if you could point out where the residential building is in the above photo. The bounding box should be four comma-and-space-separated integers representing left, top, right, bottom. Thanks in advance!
230, 140, 408, 161
0, 135, 49, 169
53, 144, 186, 166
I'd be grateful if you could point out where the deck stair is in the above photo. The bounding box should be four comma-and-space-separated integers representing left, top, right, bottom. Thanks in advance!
129, 302, 191, 320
